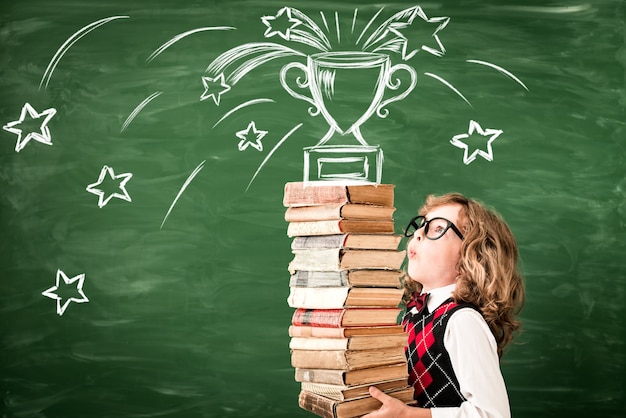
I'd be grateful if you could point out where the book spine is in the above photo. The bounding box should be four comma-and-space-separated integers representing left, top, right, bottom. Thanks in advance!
287, 221, 342, 237
292, 309, 346, 327
295, 368, 347, 385
284, 183, 347, 207
287, 287, 349, 309
289, 248, 341, 272
285, 204, 342, 222
291, 350, 347, 370
291, 235, 346, 250
289, 337, 349, 350
298, 391, 337, 418
290, 271, 349, 287
289, 325, 347, 338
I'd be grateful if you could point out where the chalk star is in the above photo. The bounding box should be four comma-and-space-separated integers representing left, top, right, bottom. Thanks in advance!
388, 6, 450, 60
450, 120, 503, 165
200, 73, 231, 106
2, 103, 57, 152
86, 165, 133, 208
42, 269, 89, 316
261, 7, 302, 41
236, 121, 267, 152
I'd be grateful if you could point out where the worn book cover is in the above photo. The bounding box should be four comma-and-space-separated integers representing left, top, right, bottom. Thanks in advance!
294, 363, 409, 386
285, 203, 395, 222
290, 346, 407, 370
289, 333, 407, 351
287, 287, 403, 309
289, 270, 403, 288
288, 324, 405, 339
291, 234, 402, 251
298, 387, 415, 418
301, 378, 410, 401
287, 219, 395, 236
288, 248, 406, 272
283, 182, 395, 207
292, 308, 402, 327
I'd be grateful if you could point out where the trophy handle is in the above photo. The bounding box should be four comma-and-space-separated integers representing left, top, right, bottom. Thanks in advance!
376, 63, 417, 118
280, 62, 321, 117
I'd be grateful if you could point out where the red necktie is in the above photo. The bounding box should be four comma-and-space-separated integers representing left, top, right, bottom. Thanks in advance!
408, 292, 430, 313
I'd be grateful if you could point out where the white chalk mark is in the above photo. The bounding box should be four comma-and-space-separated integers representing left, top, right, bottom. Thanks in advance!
356, 8, 384, 45
201, 73, 231, 105
2, 103, 57, 152
121, 91, 162, 132
213, 98, 275, 128
262, 7, 302, 41
246, 124, 302, 192
335, 11, 341, 44
236, 121, 267, 152
161, 160, 206, 229
39, 16, 129, 90
351, 9, 358, 34
319, 11, 330, 32
466, 59, 529, 91
424, 72, 472, 107
42, 269, 89, 316
86, 165, 133, 208
450, 120, 503, 165
147, 27, 235, 63
207, 43, 307, 86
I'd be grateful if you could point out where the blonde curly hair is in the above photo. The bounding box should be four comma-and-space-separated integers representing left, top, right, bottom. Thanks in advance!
402, 193, 525, 359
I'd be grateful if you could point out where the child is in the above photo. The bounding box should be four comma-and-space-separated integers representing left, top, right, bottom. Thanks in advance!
365, 193, 525, 418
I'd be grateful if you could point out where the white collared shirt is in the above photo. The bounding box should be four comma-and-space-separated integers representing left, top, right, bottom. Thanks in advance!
411, 284, 511, 418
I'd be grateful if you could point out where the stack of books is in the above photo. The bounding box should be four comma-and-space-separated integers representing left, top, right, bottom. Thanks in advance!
283, 182, 415, 418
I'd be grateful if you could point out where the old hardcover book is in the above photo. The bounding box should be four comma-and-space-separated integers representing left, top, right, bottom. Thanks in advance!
287, 220, 395, 236
288, 248, 405, 272
295, 363, 409, 386
298, 387, 415, 418
301, 378, 410, 401
288, 324, 405, 339
290, 345, 406, 370
289, 334, 407, 350
292, 308, 401, 327
283, 182, 395, 207
285, 203, 395, 222
291, 234, 402, 251
289, 270, 403, 288
287, 287, 403, 309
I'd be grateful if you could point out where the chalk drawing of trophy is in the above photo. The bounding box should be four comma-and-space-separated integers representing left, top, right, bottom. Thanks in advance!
280, 52, 417, 183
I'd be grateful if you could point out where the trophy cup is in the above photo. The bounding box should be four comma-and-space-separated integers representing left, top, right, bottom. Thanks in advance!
280, 51, 417, 184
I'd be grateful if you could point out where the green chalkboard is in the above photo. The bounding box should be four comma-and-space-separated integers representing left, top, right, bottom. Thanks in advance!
1, 1, 624, 417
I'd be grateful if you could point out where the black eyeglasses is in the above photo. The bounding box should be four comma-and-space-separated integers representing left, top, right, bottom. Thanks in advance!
404, 215, 465, 240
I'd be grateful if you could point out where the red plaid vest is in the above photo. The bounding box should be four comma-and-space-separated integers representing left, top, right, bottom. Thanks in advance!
402, 298, 480, 407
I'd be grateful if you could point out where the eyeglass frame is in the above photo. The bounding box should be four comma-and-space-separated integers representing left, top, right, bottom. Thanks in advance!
403, 215, 465, 241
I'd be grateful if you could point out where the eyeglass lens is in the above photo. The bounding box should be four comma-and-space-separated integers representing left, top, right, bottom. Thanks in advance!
405, 216, 455, 240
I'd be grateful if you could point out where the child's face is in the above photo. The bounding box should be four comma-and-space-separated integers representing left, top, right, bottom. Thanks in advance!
406, 203, 464, 291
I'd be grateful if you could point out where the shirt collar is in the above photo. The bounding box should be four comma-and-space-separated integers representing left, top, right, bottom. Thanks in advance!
424, 283, 456, 312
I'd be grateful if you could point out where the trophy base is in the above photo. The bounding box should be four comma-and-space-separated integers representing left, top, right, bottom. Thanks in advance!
303, 145, 383, 184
